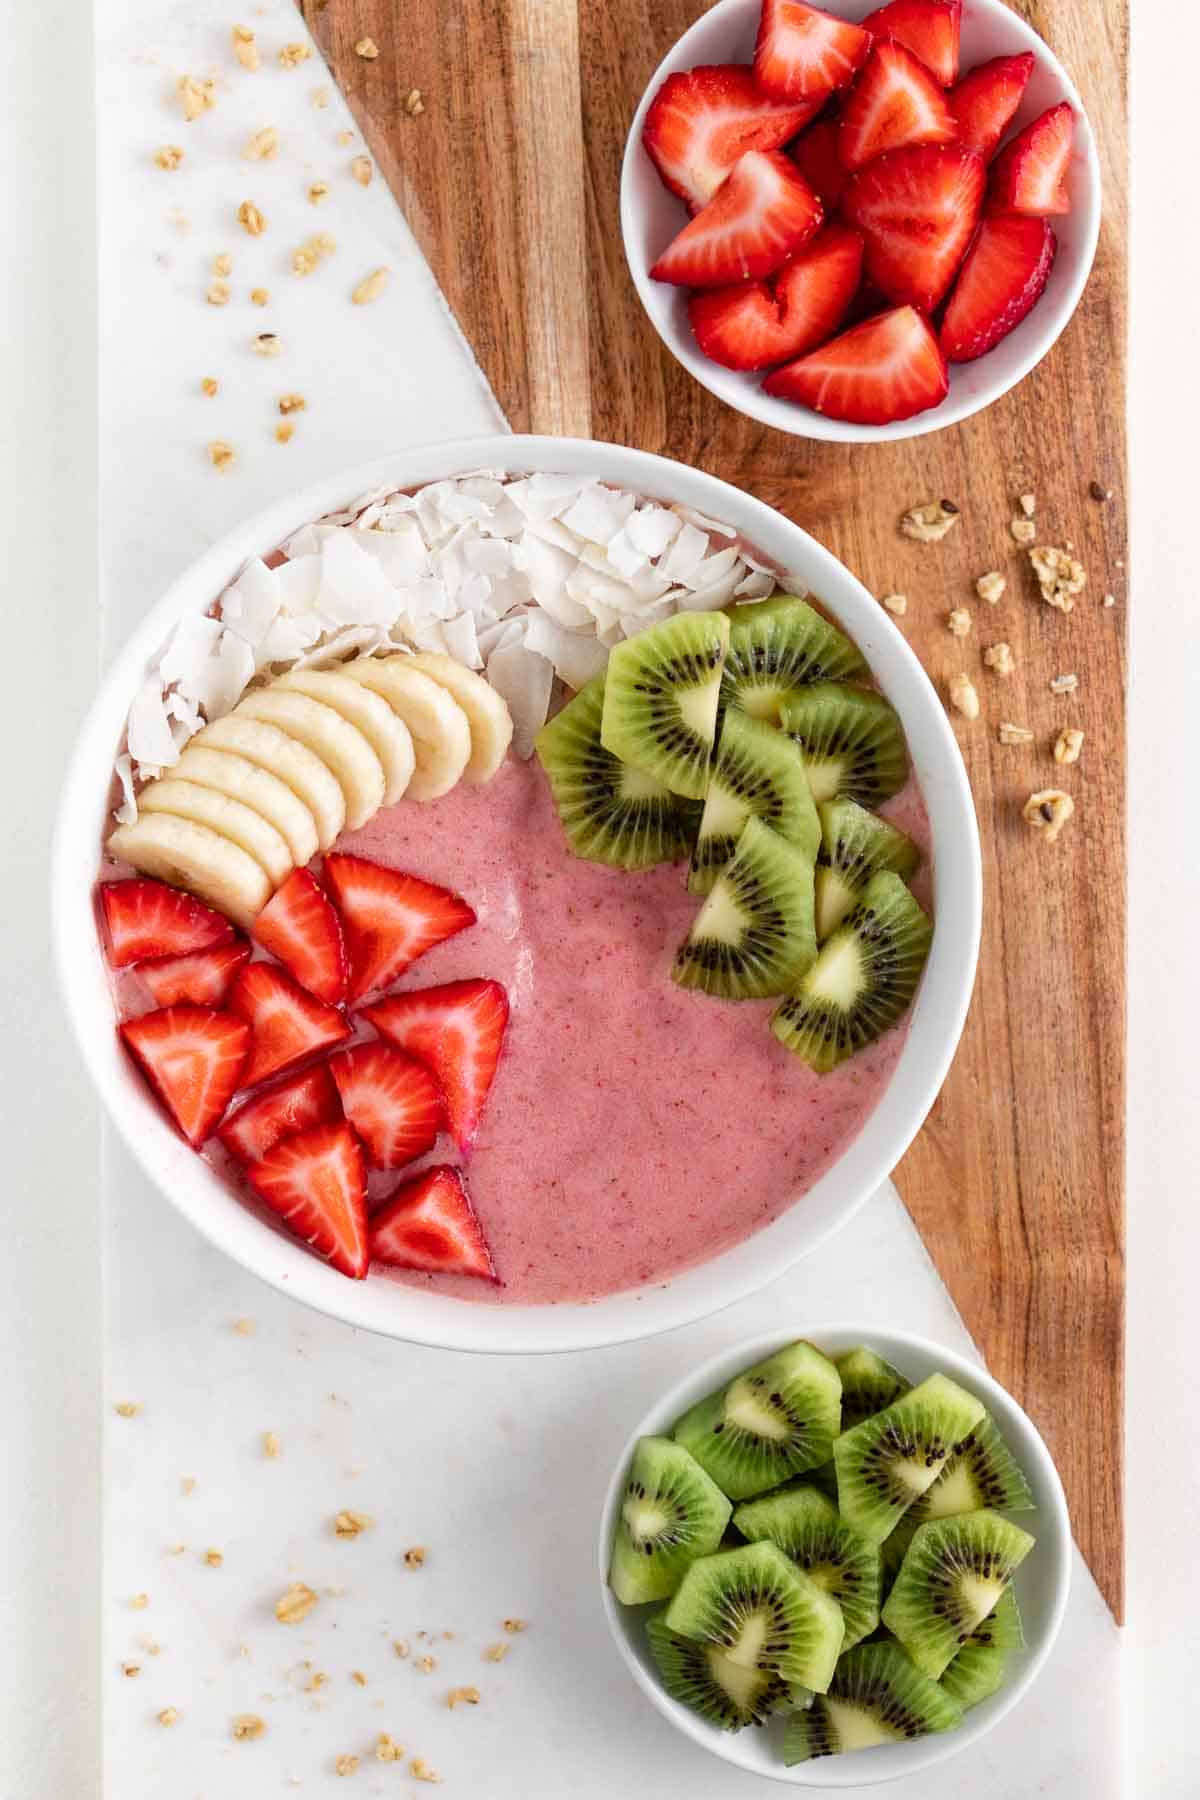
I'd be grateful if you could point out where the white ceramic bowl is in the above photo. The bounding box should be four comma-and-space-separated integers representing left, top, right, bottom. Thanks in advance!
621, 0, 1102, 442
52, 436, 980, 1353
599, 1326, 1071, 1786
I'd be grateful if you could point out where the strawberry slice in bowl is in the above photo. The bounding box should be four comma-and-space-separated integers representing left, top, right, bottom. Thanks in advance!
860, 0, 962, 87
370, 1165, 497, 1283
100, 877, 236, 968
842, 141, 985, 313
247, 1120, 369, 1280
328, 1042, 443, 1171
322, 853, 476, 1004
120, 1004, 250, 1146
138, 940, 251, 1008
940, 213, 1057, 363
789, 114, 848, 214
989, 100, 1075, 217
754, 0, 872, 103
764, 303, 948, 424
650, 149, 823, 287
252, 868, 347, 1006
687, 222, 863, 370
228, 961, 351, 1089
838, 39, 957, 173
948, 52, 1034, 162
643, 65, 820, 214
218, 1062, 343, 1165
363, 978, 509, 1154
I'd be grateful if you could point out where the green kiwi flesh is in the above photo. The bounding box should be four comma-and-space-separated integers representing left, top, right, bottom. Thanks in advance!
815, 799, 921, 941
963, 1583, 1025, 1650
688, 709, 820, 896
673, 814, 817, 1000
832, 1373, 986, 1543
733, 1484, 881, 1650
646, 1612, 792, 1729
783, 1641, 962, 1763
940, 1641, 1008, 1709
721, 595, 868, 726
674, 1341, 843, 1500
881, 1511, 1036, 1678
600, 610, 730, 799
908, 1412, 1036, 1522
665, 1541, 846, 1693
608, 1436, 733, 1605
780, 682, 909, 808
834, 1347, 913, 1431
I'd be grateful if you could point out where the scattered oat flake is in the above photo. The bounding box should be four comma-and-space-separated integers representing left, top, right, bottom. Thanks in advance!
178, 75, 217, 121
121, 1662, 141, 1678
167, 1543, 187, 1556
1010, 515, 1037, 546
181, 1476, 196, 1495
275, 422, 295, 444
1023, 789, 1074, 842
351, 154, 373, 187
947, 608, 971, 637
251, 288, 270, 308
263, 1430, 281, 1458
292, 233, 336, 275
131, 1593, 149, 1610
232, 25, 260, 70
336, 130, 355, 147
405, 89, 425, 117
1018, 492, 1036, 517
411, 1758, 441, 1784
278, 393, 306, 414
393, 1639, 410, 1660
157, 1707, 179, 1727
976, 570, 1006, 605
237, 200, 266, 237
208, 440, 236, 472
311, 86, 331, 109
880, 593, 907, 616
900, 498, 959, 542
201, 376, 219, 397
306, 1668, 329, 1692
403, 1545, 426, 1568
504, 1618, 528, 1634
232, 1713, 267, 1740
483, 1642, 509, 1662
415, 1655, 437, 1674
351, 1670, 368, 1687
1049, 672, 1079, 694
1054, 727, 1085, 765
253, 332, 283, 357
207, 279, 231, 306
335, 1754, 360, 1776
155, 145, 184, 170
983, 642, 1015, 677
204, 1548, 224, 1567
352, 266, 389, 305
141, 1637, 162, 1657
376, 1733, 404, 1762
279, 42, 311, 69
308, 181, 330, 204
948, 673, 979, 720
114, 1402, 141, 1418
213, 252, 233, 277
355, 37, 380, 59
244, 126, 279, 162
1029, 544, 1086, 613
335, 1510, 375, 1539
447, 1685, 480, 1708
276, 1581, 318, 1625
999, 721, 1034, 745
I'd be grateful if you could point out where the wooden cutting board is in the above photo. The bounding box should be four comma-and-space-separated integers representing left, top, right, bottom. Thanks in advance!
303, 0, 1127, 1618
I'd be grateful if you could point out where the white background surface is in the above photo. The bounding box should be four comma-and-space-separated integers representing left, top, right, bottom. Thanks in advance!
1, 1, 1194, 1796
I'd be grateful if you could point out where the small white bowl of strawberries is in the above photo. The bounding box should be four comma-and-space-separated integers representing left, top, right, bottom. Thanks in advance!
621, 0, 1101, 438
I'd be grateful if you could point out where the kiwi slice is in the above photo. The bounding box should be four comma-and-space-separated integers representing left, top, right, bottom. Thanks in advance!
782, 1641, 962, 1763
780, 683, 909, 808
805, 1460, 840, 1502
600, 611, 730, 799
815, 799, 920, 941
880, 1513, 919, 1595
608, 1436, 733, 1606
665, 1542, 846, 1694
646, 1612, 792, 1730
673, 815, 817, 1000
881, 1511, 1036, 1679
721, 595, 868, 726
964, 1583, 1025, 1651
733, 1484, 881, 1650
535, 674, 696, 869
940, 1641, 1008, 1710
908, 1412, 1036, 1523
688, 710, 820, 897
834, 1347, 913, 1431
771, 871, 932, 1072
832, 1373, 986, 1544
674, 1341, 842, 1501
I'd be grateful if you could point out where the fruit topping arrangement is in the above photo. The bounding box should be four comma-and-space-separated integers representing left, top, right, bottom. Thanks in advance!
642, 0, 1078, 423
536, 594, 931, 1071
101, 860, 508, 1284
608, 1340, 1037, 1765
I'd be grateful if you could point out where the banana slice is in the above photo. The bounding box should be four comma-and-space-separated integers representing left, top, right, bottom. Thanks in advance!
274, 668, 415, 807
403, 652, 514, 785
342, 656, 471, 802
194, 715, 345, 850
234, 689, 385, 832
172, 745, 319, 869
138, 777, 293, 886
107, 813, 271, 929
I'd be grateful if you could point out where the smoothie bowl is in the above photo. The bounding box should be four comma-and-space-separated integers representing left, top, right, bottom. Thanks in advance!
53, 437, 981, 1352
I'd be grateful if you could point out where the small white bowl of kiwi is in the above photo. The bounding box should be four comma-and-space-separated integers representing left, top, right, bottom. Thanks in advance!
599, 1327, 1071, 1786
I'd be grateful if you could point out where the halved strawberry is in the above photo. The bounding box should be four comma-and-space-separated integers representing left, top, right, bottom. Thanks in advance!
228, 961, 350, 1089
650, 150, 823, 288
321, 853, 476, 1004
688, 224, 864, 370
138, 940, 251, 1008
327, 1042, 443, 1171
363, 979, 509, 1153
252, 869, 347, 1005
838, 40, 956, 173
790, 116, 848, 212
120, 1004, 250, 1146
100, 878, 236, 968
948, 53, 1034, 162
860, 0, 962, 86
755, 0, 872, 102
218, 1062, 342, 1165
764, 304, 949, 424
989, 101, 1075, 216
842, 141, 984, 312
370, 1166, 497, 1283
247, 1121, 369, 1280
940, 213, 1057, 362
643, 65, 819, 214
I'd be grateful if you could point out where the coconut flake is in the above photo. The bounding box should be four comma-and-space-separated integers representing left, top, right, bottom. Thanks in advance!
256, 610, 323, 670
559, 484, 635, 547
626, 505, 682, 558
219, 557, 280, 647
658, 522, 709, 583
293, 624, 391, 669
486, 640, 554, 756
522, 612, 609, 691
683, 546, 741, 591
113, 753, 138, 825
127, 678, 178, 770
441, 611, 483, 670
476, 616, 526, 661
734, 567, 776, 599
678, 566, 744, 612
273, 552, 322, 615
158, 615, 223, 690
676, 504, 737, 539
318, 530, 404, 628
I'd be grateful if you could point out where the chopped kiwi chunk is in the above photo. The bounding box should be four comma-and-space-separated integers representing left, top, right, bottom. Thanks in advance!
733, 1484, 881, 1650
815, 799, 920, 941
834, 1347, 913, 1430
940, 1641, 1008, 1710
601, 611, 730, 799
833, 1373, 986, 1544
881, 1511, 1036, 1679
771, 871, 932, 1072
721, 595, 868, 726
665, 1541, 846, 1694
645, 1612, 792, 1729
674, 1341, 842, 1500
908, 1412, 1035, 1522
780, 682, 909, 808
783, 1641, 962, 1763
963, 1583, 1025, 1651
608, 1436, 733, 1605
674, 815, 817, 1000
688, 710, 819, 896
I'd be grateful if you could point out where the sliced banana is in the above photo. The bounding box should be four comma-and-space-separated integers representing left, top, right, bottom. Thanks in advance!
138, 777, 294, 886
342, 656, 472, 802
107, 813, 270, 930
172, 745, 319, 869
194, 715, 345, 850
403, 652, 514, 785
274, 668, 415, 807
234, 688, 385, 832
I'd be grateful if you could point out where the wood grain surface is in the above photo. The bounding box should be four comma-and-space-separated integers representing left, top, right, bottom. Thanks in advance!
303, 0, 1128, 1617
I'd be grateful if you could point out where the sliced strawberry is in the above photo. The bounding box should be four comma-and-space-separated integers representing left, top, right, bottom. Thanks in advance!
370, 1166, 497, 1283
642, 65, 819, 214
842, 141, 984, 312
327, 1042, 443, 1171
247, 1121, 369, 1279
252, 868, 347, 1005
838, 40, 956, 172
120, 1005, 249, 1146
363, 978, 509, 1153
764, 304, 949, 424
989, 101, 1075, 217
755, 0, 872, 103
861, 0, 962, 86
688, 223, 864, 370
650, 149, 823, 288
940, 213, 1057, 362
790, 116, 848, 212
218, 1063, 342, 1165
100, 877, 236, 968
321, 854, 476, 1004
948, 53, 1034, 162
228, 961, 350, 1089
138, 940, 251, 1008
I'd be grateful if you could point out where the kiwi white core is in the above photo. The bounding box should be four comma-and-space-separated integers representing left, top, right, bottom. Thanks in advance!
803, 757, 846, 805
622, 1496, 670, 1543
701, 781, 751, 836
808, 932, 867, 1007
824, 1698, 897, 1751
676, 680, 722, 744
738, 684, 789, 724
709, 1649, 765, 1712
725, 1378, 793, 1443
620, 763, 674, 801
957, 1575, 1007, 1630
692, 881, 750, 947
724, 1610, 771, 1670
924, 1461, 979, 1518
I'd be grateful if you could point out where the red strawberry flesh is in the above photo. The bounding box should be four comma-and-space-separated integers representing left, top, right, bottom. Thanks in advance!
252, 867, 347, 1005
363, 978, 509, 1153
755, 0, 872, 103
643, 64, 819, 213
650, 149, 823, 288
138, 940, 251, 1008
101, 877, 236, 968
688, 223, 864, 371
764, 303, 949, 424
247, 1120, 369, 1279
789, 115, 848, 213
218, 1062, 342, 1165
328, 1042, 443, 1171
120, 1004, 250, 1146
948, 53, 1034, 162
843, 141, 985, 313
940, 213, 1057, 362
989, 101, 1075, 217
370, 1165, 497, 1282
228, 960, 350, 1089
322, 853, 476, 1004
860, 0, 963, 86
838, 39, 957, 173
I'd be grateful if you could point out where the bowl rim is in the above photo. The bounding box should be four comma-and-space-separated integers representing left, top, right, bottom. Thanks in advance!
597, 1324, 1073, 1787
51, 434, 981, 1354
619, 0, 1103, 444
